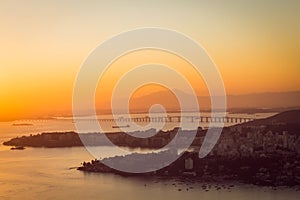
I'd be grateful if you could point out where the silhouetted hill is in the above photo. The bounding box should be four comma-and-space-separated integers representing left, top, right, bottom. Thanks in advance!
240, 110, 300, 127
127, 90, 300, 112
227, 91, 300, 110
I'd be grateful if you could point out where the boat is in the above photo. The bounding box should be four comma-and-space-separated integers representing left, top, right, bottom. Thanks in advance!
112, 124, 130, 128
12, 123, 33, 126
10, 146, 25, 150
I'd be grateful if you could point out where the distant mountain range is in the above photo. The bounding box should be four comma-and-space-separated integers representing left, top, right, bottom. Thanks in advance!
122, 90, 300, 113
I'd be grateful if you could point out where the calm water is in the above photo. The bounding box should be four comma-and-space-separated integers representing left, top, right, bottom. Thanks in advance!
0, 112, 299, 200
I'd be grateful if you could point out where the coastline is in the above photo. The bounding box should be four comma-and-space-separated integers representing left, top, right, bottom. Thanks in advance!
3, 110, 300, 188
78, 149, 300, 188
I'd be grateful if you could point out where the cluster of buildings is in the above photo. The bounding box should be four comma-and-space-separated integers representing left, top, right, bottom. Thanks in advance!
103, 124, 300, 159
79, 123, 300, 186
209, 125, 300, 158
5, 123, 300, 158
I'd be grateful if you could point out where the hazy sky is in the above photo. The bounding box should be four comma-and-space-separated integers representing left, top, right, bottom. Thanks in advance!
0, 0, 299, 120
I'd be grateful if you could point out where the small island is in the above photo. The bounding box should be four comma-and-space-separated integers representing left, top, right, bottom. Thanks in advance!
10, 146, 25, 150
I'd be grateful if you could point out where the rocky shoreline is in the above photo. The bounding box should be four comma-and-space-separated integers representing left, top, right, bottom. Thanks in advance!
78, 150, 300, 188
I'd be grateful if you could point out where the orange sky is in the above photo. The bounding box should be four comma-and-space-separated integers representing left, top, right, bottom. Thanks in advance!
95, 49, 208, 114
0, 1, 299, 121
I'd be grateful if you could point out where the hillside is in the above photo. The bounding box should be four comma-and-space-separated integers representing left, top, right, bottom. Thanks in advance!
240, 110, 300, 127
126, 90, 300, 112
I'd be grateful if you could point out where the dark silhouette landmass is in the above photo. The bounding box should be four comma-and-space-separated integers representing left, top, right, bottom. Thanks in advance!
3, 132, 83, 148
3, 110, 300, 187
238, 110, 300, 126
78, 110, 300, 187
79, 150, 300, 187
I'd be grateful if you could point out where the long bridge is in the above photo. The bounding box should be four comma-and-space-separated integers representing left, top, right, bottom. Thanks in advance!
96, 116, 255, 123
16, 116, 255, 124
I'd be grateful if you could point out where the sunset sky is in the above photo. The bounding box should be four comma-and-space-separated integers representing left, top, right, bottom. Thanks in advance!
0, 0, 299, 121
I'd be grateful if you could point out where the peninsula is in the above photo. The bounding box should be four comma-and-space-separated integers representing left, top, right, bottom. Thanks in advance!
3, 110, 300, 187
